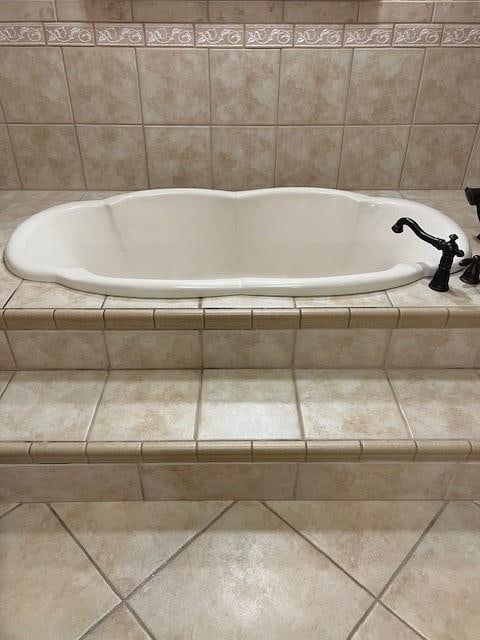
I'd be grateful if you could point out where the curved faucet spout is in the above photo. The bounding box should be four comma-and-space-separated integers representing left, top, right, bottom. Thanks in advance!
392, 217, 448, 251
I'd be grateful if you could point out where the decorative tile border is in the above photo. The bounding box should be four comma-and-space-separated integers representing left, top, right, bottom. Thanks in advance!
1, 22, 480, 47
0, 22, 44, 45
294, 24, 344, 48
94, 22, 145, 46
393, 23, 443, 47
1, 439, 478, 464
45, 22, 94, 46
443, 24, 480, 46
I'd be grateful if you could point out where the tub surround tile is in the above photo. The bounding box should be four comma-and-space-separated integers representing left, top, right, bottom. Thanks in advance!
0, 370, 106, 441
77, 125, 149, 190
448, 463, 480, 499
401, 125, 476, 190
361, 439, 416, 461
140, 463, 297, 500
0, 190, 85, 228
129, 502, 372, 639
54, 309, 105, 330
210, 49, 278, 124
339, 126, 409, 190
90, 370, 200, 441
465, 130, 480, 184
132, 1, 208, 22
0, 504, 119, 640
296, 462, 456, 500
81, 191, 127, 200
0, 47, 71, 123
0, 332, 15, 369
204, 309, 252, 329
295, 329, 391, 368
56, 0, 133, 21
4, 308, 56, 330
306, 440, 361, 461
386, 328, 480, 368
296, 369, 409, 439
199, 369, 300, 439
0, 126, 20, 189
7, 281, 104, 308
105, 330, 202, 368
383, 502, 480, 640
53, 501, 229, 597
387, 274, 480, 307
0, 1, 55, 21
84, 606, 149, 640
145, 126, 212, 189
30, 442, 87, 464
137, 49, 209, 124
142, 441, 197, 463
9, 125, 85, 190
397, 307, 448, 329
104, 296, 200, 309
299, 308, 352, 330
198, 440, 252, 462
0, 264, 20, 306
203, 329, 295, 367
269, 501, 441, 595
212, 126, 276, 190
0, 441, 31, 463
201, 295, 294, 308
344, 24, 393, 47
359, 2, 434, 24
388, 369, 480, 439
346, 49, 423, 125
275, 126, 342, 188
104, 309, 154, 330
278, 49, 351, 125
284, 1, 359, 23
295, 291, 391, 308
434, 1, 480, 24
154, 309, 204, 330
0, 463, 143, 501
8, 330, 108, 369
63, 48, 141, 124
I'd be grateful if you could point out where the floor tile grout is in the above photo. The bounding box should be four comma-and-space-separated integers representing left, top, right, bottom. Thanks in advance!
76, 601, 124, 640
84, 370, 110, 442
0, 502, 22, 521
385, 370, 416, 440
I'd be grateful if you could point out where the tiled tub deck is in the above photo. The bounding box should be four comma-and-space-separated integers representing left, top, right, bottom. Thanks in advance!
0, 189, 480, 501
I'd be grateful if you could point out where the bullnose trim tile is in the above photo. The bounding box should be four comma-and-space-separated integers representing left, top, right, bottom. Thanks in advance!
0, 441, 31, 463
349, 308, 399, 329
300, 308, 350, 329
154, 309, 204, 330
252, 440, 306, 461
360, 439, 417, 461
197, 441, 252, 462
447, 307, 480, 328
398, 307, 449, 328
204, 309, 252, 329
415, 439, 471, 461
306, 440, 361, 461
30, 441, 87, 463
142, 441, 197, 462
4, 309, 55, 330
54, 309, 105, 330
252, 309, 300, 329
104, 309, 154, 330
86, 442, 142, 463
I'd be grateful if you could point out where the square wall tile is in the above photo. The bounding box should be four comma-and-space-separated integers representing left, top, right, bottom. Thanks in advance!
209, 1, 283, 22
275, 127, 342, 188
465, 130, 480, 185
132, 0, 208, 21
212, 126, 275, 190
278, 50, 352, 125
0, 47, 71, 123
9, 125, 85, 190
210, 49, 279, 125
56, 0, 132, 20
284, 1, 358, 23
401, 125, 476, 189
358, 1, 434, 22
295, 329, 391, 368
8, 330, 108, 369
199, 369, 300, 439
0, 1, 55, 20
203, 330, 295, 367
140, 463, 297, 499
0, 370, 106, 441
145, 126, 211, 188
339, 126, 409, 190
105, 331, 201, 368
415, 49, 480, 124
0, 464, 143, 501
296, 369, 409, 439
89, 370, 201, 441
63, 48, 141, 124
388, 369, 480, 439
346, 49, 423, 125
77, 126, 148, 190
137, 49, 209, 124
386, 328, 480, 368
0, 126, 20, 189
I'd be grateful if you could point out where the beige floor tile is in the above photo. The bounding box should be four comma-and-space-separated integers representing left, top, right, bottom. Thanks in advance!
7, 280, 105, 308
352, 604, 421, 640
269, 501, 441, 595
0, 190, 85, 228
104, 296, 200, 308
53, 501, 229, 597
199, 369, 300, 439
128, 502, 372, 639
388, 369, 480, 438
85, 605, 149, 639
90, 370, 200, 441
0, 504, 119, 640
296, 369, 409, 439
0, 503, 16, 518
0, 370, 106, 441
384, 502, 480, 640
387, 274, 480, 307
295, 290, 391, 308
201, 295, 294, 308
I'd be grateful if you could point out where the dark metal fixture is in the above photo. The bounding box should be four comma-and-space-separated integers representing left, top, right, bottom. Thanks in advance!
392, 217, 464, 292
465, 187, 480, 239
460, 255, 480, 285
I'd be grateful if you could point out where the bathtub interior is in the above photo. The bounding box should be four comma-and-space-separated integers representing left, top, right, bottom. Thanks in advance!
5, 189, 467, 283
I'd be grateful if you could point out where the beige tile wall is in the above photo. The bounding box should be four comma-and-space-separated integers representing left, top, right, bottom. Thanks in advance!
0, 0, 479, 190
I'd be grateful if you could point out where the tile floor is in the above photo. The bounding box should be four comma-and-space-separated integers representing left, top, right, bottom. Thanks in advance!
0, 500, 478, 639
0, 367, 478, 442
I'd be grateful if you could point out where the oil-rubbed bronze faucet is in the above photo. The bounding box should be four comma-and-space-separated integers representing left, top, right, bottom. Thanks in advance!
465, 187, 480, 239
392, 217, 464, 292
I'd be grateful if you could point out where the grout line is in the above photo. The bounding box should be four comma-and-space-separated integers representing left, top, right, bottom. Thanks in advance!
0, 502, 22, 521
124, 501, 236, 601
84, 370, 110, 441
461, 122, 479, 187
273, 48, 282, 186
101, 329, 112, 370
77, 602, 125, 640
2, 329, 18, 370
262, 502, 378, 599
385, 370, 416, 440
193, 368, 204, 440
133, 46, 151, 189
122, 601, 157, 640
336, 47, 355, 188
292, 368, 306, 440
377, 602, 430, 640
207, 48, 214, 188
136, 464, 146, 500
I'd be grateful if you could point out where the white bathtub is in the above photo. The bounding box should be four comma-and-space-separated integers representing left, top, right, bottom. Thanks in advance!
5, 188, 470, 298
